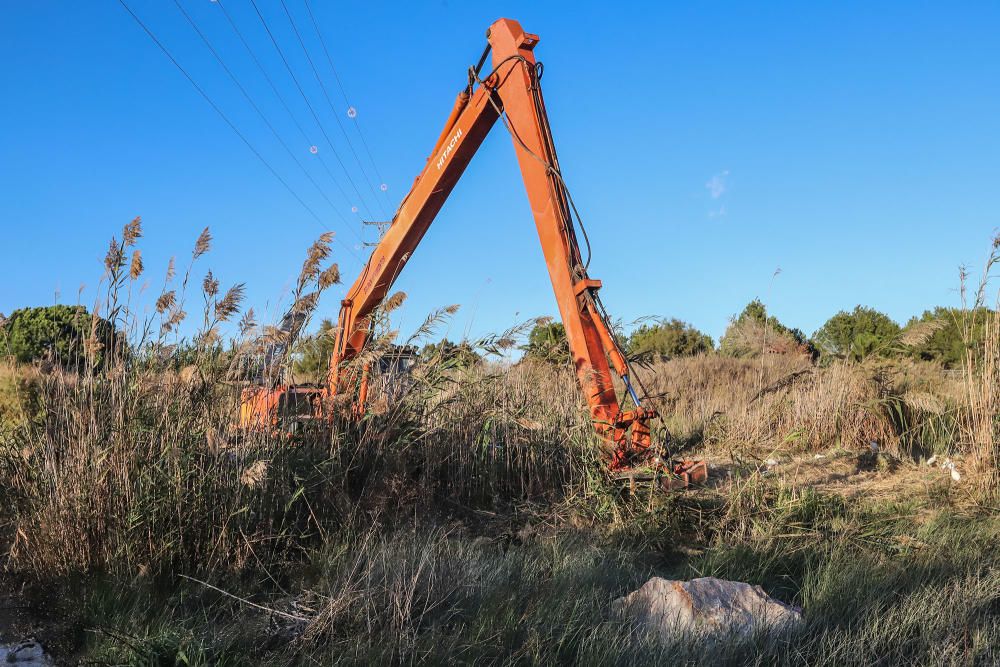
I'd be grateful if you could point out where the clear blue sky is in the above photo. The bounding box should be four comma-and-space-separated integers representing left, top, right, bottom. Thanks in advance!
2, 1, 998, 343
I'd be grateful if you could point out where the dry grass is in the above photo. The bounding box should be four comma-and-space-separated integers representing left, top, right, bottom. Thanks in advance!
631, 354, 970, 463
0, 220, 344, 577
0, 224, 997, 663
960, 236, 1000, 494
1, 252, 994, 577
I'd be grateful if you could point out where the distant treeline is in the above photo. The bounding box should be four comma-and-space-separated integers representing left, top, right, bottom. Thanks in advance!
514, 299, 992, 367
1, 298, 992, 372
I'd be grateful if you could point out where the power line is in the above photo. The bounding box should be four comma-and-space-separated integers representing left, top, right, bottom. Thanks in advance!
116, 0, 363, 266
278, 0, 387, 220
302, 0, 394, 213
248, 0, 378, 222
172, 0, 358, 241
214, 0, 360, 223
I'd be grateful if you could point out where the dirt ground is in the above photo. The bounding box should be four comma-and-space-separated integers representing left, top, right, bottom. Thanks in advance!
703, 447, 974, 506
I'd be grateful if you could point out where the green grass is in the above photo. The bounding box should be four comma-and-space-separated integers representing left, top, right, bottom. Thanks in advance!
22, 476, 997, 666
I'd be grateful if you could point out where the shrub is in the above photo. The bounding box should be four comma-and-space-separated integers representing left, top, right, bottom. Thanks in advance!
903, 306, 993, 368
628, 318, 713, 359
421, 339, 481, 367
814, 305, 901, 362
522, 320, 570, 364
293, 318, 337, 381
719, 300, 809, 358
1, 305, 115, 368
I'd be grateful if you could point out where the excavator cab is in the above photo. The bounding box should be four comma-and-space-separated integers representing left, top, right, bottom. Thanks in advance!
238, 385, 323, 434
276, 386, 324, 433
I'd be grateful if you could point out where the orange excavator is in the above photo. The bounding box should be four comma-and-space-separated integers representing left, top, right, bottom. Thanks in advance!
239, 18, 706, 485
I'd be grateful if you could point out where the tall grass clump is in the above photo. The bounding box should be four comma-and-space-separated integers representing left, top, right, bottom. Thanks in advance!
3, 220, 344, 577
1, 220, 601, 579
633, 354, 907, 458
323, 310, 599, 511
959, 233, 1000, 495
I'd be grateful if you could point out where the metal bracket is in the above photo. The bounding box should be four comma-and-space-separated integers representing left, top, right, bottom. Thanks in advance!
573, 278, 602, 297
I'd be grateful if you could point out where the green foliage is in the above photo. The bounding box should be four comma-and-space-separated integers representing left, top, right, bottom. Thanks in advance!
903, 306, 993, 368
420, 339, 481, 368
1, 305, 114, 368
0, 363, 41, 437
814, 305, 901, 362
719, 299, 808, 357
293, 318, 336, 380
741, 299, 805, 340
523, 320, 570, 364
628, 318, 713, 358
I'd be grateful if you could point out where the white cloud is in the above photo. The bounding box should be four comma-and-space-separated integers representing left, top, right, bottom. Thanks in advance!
706, 169, 729, 199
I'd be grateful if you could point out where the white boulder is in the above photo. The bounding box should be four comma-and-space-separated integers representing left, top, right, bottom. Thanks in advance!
614, 576, 803, 641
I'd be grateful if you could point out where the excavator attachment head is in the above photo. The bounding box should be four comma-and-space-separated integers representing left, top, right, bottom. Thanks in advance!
608, 408, 658, 468
606, 408, 707, 490
665, 459, 709, 490
611, 458, 709, 493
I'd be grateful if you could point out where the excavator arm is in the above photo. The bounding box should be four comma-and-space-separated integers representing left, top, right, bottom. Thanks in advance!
327, 18, 658, 471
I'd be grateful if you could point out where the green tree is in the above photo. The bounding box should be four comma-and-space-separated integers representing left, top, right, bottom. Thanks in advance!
1, 305, 114, 368
292, 318, 336, 380
628, 318, 713, 358
421, 339, 481, 368
814, 305, 901, 362
903, 306, 993, 368
523, 321, 570, 364
719, 299, 809, 357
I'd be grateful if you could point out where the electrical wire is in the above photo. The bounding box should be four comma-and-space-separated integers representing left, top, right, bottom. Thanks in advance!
172, 0, 357, 240
248, 0, 377, 222
278, 0, 387, 221
301, 0, 394, 213
117, 0, 364, 267
214, 0, 360, 227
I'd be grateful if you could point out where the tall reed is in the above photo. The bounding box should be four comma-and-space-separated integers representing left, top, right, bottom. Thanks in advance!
959, 234, 1000, 493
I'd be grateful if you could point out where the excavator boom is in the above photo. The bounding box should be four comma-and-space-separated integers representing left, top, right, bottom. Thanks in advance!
328, 18, 653, 469
243, 18, 706, 482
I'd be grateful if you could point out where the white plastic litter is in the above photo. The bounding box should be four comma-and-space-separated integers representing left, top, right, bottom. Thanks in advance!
3, 639, 52, 665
